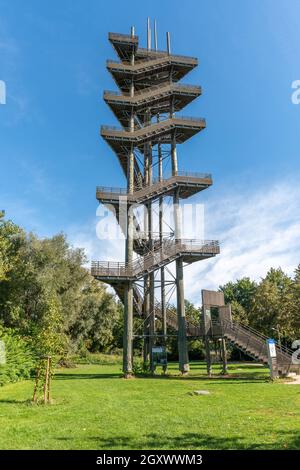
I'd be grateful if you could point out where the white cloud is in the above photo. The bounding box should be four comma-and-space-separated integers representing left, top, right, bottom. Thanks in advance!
66, 180, 300, 306
67, 218, 124, 266
185, 181, 300, 304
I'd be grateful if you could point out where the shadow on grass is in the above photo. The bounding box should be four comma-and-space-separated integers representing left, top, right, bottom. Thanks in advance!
54, 430, 300, 450
142, 372, 267, 383
53, 371, 266, 384
0, 398, 36, 406
54, 373, 122, 380
0, 399, 28, 404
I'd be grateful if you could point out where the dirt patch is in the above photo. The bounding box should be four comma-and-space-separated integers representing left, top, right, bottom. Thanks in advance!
284, 376, 300, 385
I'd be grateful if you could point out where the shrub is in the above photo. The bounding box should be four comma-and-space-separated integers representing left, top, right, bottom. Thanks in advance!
0, 326, 35, 386
73, 351, 122, 365
132, 359, 151, 376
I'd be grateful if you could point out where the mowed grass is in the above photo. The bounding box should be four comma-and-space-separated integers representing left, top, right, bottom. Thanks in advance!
0, 361, 299, 450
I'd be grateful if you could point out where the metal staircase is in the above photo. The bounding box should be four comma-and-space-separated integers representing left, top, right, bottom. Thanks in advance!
219, 319, 298, 375
191, 318, 297, 376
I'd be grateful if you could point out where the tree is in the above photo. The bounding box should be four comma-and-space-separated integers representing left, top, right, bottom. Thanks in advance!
219, 278, 257, 323
69, 279, 122, 353
0, 215, 24, 282
249, 268, 295, 343
220, 277, 257, 310
290, 265, 300, 338
184, 299, 201, 324
0, 228, 121, 356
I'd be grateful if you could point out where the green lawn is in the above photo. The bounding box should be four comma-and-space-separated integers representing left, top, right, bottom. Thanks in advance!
0, 361, 299, 450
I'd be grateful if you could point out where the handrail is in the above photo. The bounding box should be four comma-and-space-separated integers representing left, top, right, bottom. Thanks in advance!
103, 83, 201, 99
91, 239, 220, 277
106, 53, 197, 67
137, 47, 198, 62
109, 32, 138, 41
96, 186, 128, 194
133, 231, 174, 240
96, 171, 212, 196
227, 320, 294, 357
154, 170, 212, 182
210, 318, 294, 358
101, 115, 206, 134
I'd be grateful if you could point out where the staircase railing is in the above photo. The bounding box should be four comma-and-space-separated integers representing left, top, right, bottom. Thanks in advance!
220, 319, 295, 358
207, 318, 296, 373
96, 171, 212, 199
106, 52, 198, 67
104, 83, 201, 99
91, 239, 219, 278
101, 115, 206, 134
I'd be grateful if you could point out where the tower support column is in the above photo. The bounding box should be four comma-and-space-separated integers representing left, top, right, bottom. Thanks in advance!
205, 338, 212, 376
176, 257, 189, 374
149, 271, 155, 372
221, 338, 228, 374
172, 128, 189, 373
143, 275, 150, 362
123, 146, 134, 377
123, 282, 133, 377
171, 133, 178, 176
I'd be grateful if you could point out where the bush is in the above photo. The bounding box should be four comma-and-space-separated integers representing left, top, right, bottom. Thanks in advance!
132, 359, 151, 376
72, 351, 122, 365
0, 327, 35, 386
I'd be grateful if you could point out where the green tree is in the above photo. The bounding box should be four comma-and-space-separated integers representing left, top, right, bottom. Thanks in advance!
0, 233, 86, 332
220, 277, 257, 311
249, 268, 295, 343
290, 265, 300, 338
219, 277, 257, 323
184, 299, 201, 324
69, 279, 122, 353
0, 229, 121, 356
0, 215, 24, 282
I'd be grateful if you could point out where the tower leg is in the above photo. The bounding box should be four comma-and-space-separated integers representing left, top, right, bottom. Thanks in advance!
205, 337, 212, 376
124, 145, 134, 378
123, 281, 133, 378
221, 338, 228, 374
143, 275, 150, 363
176, 258, 189, 374
161, 266, 167, 373
149, 271, 155, 372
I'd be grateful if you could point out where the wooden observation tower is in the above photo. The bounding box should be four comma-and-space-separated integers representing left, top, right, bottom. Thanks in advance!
92, 20, 220, 376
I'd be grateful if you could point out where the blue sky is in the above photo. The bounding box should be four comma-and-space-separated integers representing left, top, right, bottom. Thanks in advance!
1, 0, 300, 299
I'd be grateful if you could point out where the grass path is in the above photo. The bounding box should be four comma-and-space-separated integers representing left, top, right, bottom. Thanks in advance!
0, 361, 299, 450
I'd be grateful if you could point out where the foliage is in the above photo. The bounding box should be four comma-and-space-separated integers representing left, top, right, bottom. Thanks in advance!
132, 359, 152, 376
69, 279, 122, 353
72, 351, 122, 365
0, 217, 24, 282
220, 277, 257, 323
0, 221, 121, 361
0, 326, 35, 386
185, 299, 201, 323
220, 268, 300, 346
